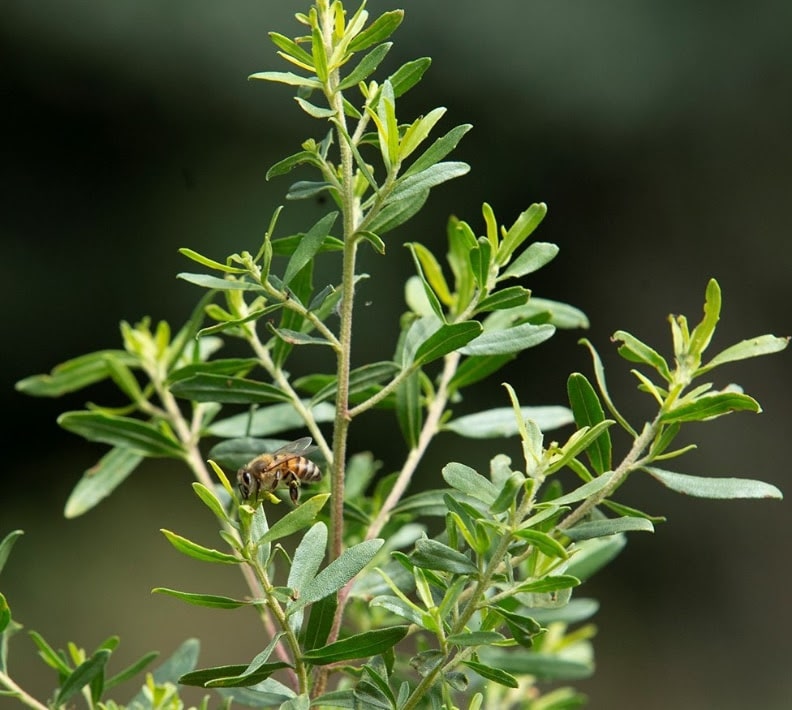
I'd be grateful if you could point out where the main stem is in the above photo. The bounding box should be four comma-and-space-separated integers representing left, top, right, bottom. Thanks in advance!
324, 9, 359, 563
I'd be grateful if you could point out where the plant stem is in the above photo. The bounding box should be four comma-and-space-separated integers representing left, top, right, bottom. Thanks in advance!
366, 351, 461, 540
0, 674, 49, 710
559, 416, 658, 530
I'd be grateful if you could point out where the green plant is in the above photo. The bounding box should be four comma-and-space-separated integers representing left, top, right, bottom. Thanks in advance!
5, 2, 787, 708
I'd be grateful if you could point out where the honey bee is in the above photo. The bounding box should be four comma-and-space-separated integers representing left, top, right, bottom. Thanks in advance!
237, 437, 322, 505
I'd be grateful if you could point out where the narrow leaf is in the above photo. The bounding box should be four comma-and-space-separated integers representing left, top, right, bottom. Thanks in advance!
348, 10, 404, 52
303, 593, 337, 651
248, 70, 322, 89
259, 494, 330, 545
283, 212, 338, 286
444, 406, 574, 438
661, 392, 760, 423
292, 539, 384, 610
414, 322, 482, 365
64, 447, 144, 518
0, 531, 24, 577
160, 529, 240, 564
58, 412, 185, 458
551, 472, 617, 505
500, 242, 559, 280
152, 588, 249, 609
612, 330, 671, 381
567, 373, 612, 475
338, 43, 392, 90
55, 650, 111, 706
700, 334, 790, 373
495, 203, 547, 266
411, 538, 478, 575
170, 375, 290, 404
389, 56, 431, 97
460, 323, 555, 355
512, 529, 569, 559
442, 462, 498, 504
301, 626, 408, 665
564, 516, 654, 541
462, 660, 518, 689
643, 466, 782, 499
15, 350, 137, 397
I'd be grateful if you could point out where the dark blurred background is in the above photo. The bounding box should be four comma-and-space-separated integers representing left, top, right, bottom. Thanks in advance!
2, 1, 790, 708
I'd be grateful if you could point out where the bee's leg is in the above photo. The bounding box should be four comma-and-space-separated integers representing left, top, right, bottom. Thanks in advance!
269, 470, 282, 492
288, 477, 301, 505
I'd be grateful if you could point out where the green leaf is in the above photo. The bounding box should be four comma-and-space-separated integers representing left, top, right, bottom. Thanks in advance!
160, 529, 240, 564
177, 272, 262, 291
64, 447, 144, 518
396, 369, 422, 448
311, 361, 400, 405
514, 575, 580, 594
546, 420, 616, 476
55, 649, 111, 707
495, 203, 547, 266
411, 538, 478, 576
301, 626, 408, 665
565, 535, 626, 581
303, 593, 337, 651
180, 662, 291, 688
271, 234, 344, 256
366, 187, 429, 235
391, 161, 469, 203
688, 278, 721, 358
567, 373, 612, 475
475, 286, 531, 313
643, 466, 782, 499
660, 392, 761, 423
191, 482, 232, 526
447, 631, 506, 647
414, 322, 483, 365
207, 401, 335, 438
0, 531, 23, 577
168, 358, 259, 383
178, 248, 247, 274
551, 472, 617, 505
259, 494, 330, 545
248, 70, 322, 90
442, 463, 498, 504
404, 125, 472, 178
389, 57, 431, 97
338, 42, 392, 90
462, 660, 518, 689
478, 649, 593, 681
170, 374, 291, 404
512, 529, 569, 559
291, 539, 384, 611
283, 212, 338, 286
459, 323, 555, 355
58, 412, 185, 458
699, 334, 789, 374
104, 650, 159, 691
612, 330, 672, 381
152, 588, 249, 609
348, 10, 404, 52
499, 241, 559, 280
128, 639, 200, 706
523, 297, 590, 329
266, 150, 323, 180
444, 405, 574, 438
15, 350, 138, 397
370, 595, 425, 627
409, 241, 453, 305
564, 516, 654, 541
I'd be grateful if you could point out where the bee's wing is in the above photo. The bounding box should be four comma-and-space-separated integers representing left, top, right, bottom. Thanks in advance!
273, 436, 315, 456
